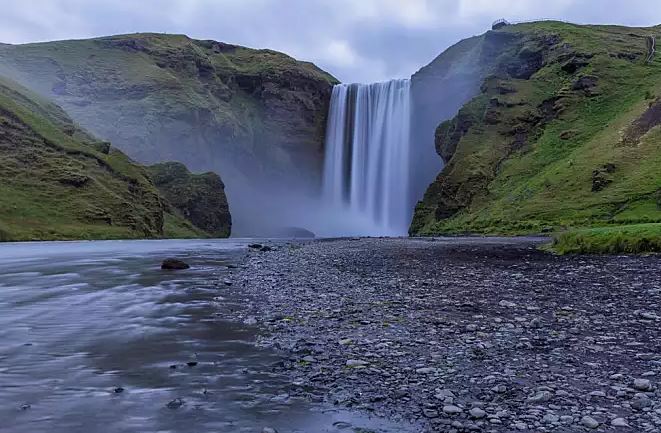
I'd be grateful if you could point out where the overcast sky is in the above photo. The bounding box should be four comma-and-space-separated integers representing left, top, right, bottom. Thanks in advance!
1, 0, 660, 83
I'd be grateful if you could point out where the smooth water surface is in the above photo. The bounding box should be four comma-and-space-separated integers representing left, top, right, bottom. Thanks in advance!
0, 239, 414, 433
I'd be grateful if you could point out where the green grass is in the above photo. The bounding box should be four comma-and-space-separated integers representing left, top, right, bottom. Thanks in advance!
548, 223, 661, 254
413, 21, 661, 241
0, 74, 196, 241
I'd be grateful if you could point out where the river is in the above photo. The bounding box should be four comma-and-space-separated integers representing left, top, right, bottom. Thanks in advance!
0, 239, 415, 433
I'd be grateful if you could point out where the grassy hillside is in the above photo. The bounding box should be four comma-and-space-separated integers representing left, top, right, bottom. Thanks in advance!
0, 34, 338, 234
411, 22, 661, 241
0, 75, 206, 241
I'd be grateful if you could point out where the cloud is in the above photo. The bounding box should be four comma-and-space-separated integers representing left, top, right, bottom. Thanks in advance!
0, 0, 660, 83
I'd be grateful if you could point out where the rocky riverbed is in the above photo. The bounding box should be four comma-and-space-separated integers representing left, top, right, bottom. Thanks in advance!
229, 237, 661, 432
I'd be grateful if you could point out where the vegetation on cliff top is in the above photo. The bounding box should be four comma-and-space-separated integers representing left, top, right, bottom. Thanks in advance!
411, 21, 661, 250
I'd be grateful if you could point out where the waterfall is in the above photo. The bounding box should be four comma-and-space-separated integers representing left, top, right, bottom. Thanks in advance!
322, 79, 412, 236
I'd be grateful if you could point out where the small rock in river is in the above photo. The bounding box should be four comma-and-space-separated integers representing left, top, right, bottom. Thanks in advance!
186, 361, 198, 367
161, 258, 190, 270
166, 398, 184, 409
114, 387, 124, 393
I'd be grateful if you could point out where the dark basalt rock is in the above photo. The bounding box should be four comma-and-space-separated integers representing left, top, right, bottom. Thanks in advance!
148, 162, 231, 238
161, 258, 190, 270
572, 75, 599, 94
592, 163, 616, 192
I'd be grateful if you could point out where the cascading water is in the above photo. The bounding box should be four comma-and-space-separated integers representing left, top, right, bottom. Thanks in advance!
322, 79, 412, 236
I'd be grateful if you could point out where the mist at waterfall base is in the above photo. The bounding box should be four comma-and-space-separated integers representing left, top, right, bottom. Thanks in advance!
228, 78, 443, 238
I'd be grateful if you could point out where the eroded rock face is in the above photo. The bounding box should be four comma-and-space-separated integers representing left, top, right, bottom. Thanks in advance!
148, 162, 232, 238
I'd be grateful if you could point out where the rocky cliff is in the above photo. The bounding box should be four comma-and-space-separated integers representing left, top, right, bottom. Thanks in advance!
0, 33, 338, 235
411, 22, 661, 235
0, 75, 228, 241
149, 162, 231, 238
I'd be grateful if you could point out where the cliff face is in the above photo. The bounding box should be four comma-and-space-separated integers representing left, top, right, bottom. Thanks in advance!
0, 33, 338, 235
411, 22, 661, 235
149, 162, 231, 238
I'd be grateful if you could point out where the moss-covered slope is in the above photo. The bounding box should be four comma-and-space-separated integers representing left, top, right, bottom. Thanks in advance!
149, 162, 231, 238
0, 34, 338, 233
0, 75, 229, 241
0, 75, 172, 241
411, 22, 661, 235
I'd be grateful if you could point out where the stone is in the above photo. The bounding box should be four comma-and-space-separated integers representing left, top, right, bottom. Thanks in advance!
526, 390, 553, 403
166, 398, 184, 409
633, 378, 651, 391
611, 418, 629, 427
346, 359, 368, 368
631, 394, 651, 410
338, 338, 353, 345
543, 414, 559, 423
443, 405, 462, 415
262, 428, 278, 433
469, 407, 486, 419
581, 416, 599, 429
161, 258, 190, 270
423, 409, 439, 418
499, 300, 517, 308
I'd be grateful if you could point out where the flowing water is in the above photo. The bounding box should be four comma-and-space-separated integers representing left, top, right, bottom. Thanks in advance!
322, 80, 412, 236
0, 240, 415, 433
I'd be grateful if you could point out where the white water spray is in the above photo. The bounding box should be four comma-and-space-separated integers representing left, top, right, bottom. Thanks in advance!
322, 79, 412, 236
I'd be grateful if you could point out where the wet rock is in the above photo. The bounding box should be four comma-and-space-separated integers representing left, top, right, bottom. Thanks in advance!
114, 387, 124, 393
166, 398, 184, 409
186, 361, 198, 367
161, 258, 190, 270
